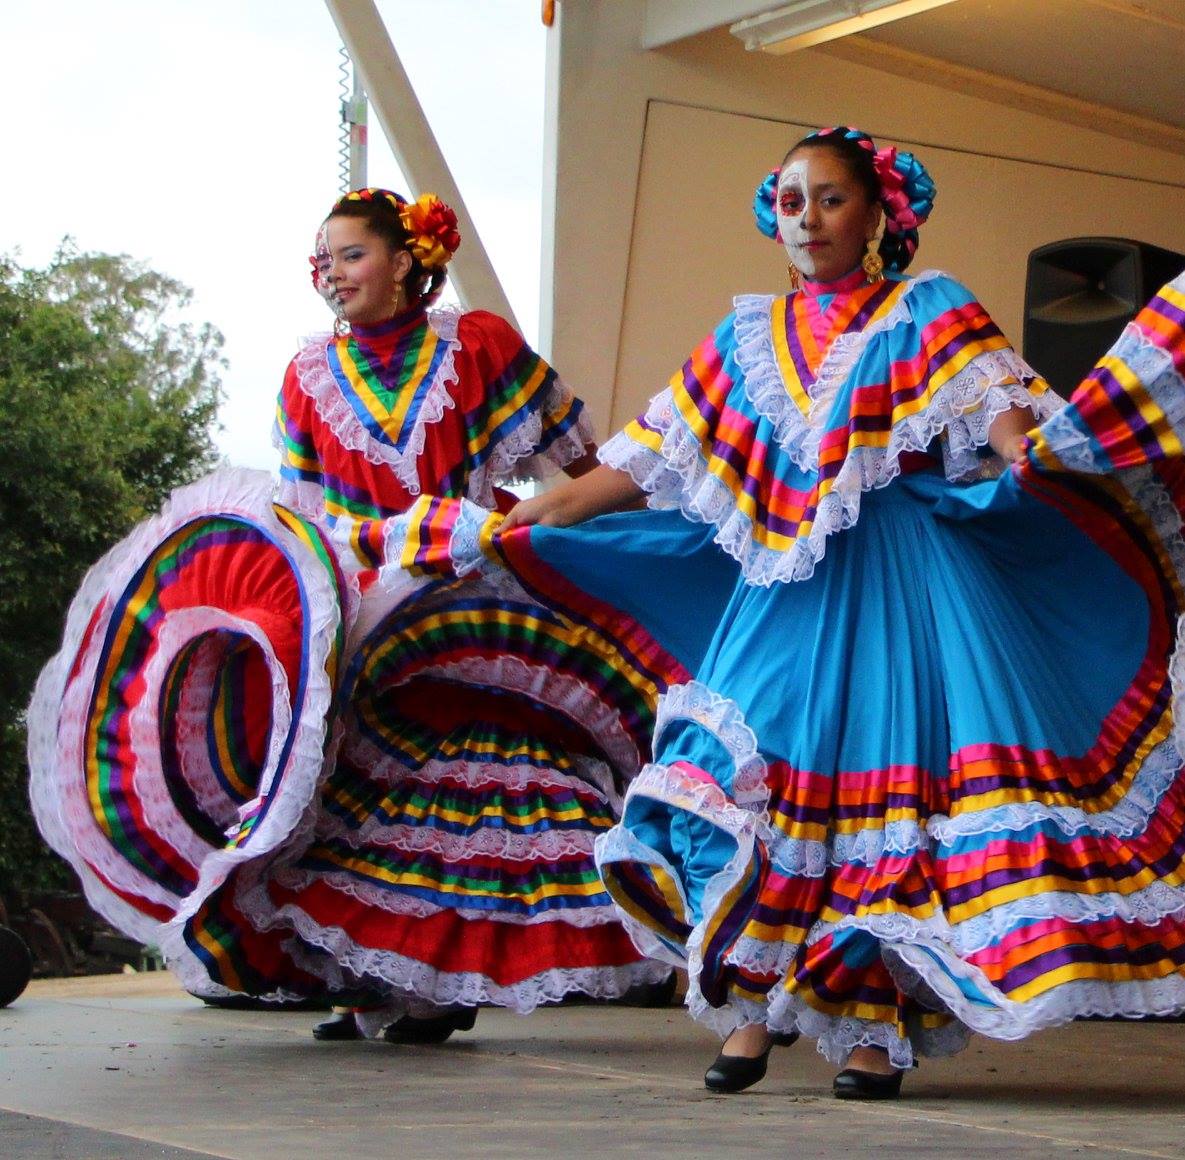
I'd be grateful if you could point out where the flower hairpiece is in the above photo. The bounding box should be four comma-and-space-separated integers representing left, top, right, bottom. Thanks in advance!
871, 146, 935, 236
339, 188, 406, 214
398, 193, 461, 271
753, 170, 780, 241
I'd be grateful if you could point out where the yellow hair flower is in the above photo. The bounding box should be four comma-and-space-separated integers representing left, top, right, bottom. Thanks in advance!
398, 193, 461, 271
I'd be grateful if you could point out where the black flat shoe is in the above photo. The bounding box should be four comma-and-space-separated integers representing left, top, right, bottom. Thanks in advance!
832, 1066, 904, 1100
704, 1031, 799, 1093
383, 1006, 477, 1045
312, 1011, 361, 1041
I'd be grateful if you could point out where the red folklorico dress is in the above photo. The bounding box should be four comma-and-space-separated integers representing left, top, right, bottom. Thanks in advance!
28, 301, 678, 1020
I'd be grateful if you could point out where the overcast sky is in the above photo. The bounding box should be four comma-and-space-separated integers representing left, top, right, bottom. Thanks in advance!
2, 1, 546, 469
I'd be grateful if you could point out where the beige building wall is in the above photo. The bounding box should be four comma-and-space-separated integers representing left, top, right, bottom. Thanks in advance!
542, 4, 1185, 436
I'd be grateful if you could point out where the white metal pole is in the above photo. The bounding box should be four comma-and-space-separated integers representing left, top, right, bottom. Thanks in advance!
346, 67, 368, 191
323, 0, 520, 329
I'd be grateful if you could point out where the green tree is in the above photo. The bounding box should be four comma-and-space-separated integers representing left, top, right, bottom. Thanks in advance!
0, 242, 224, 893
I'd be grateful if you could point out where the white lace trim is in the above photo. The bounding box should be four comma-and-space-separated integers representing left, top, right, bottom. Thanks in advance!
1117, 464, 1185, 757
593, 817, 692, 970
682, 800, 773, 1040
704, 859, 1185, 1059
737, 911, 972, 1065
1038, 316, 1185, 474
602, 273, 1061, 587
929, 735, 1182, 847
467, 377, 597, 506
951, 877, 1185, 959
272, 475, 329, 523
271, 411, 325, 519
595, 689, 779, 1012
26, 468, 342, 944
288, 328, 592, 514
374, 509, 649, 786
724, 933, 798, 979
327, 746, 616, 803
598, 392, 686, 511
337, 729, 619, 796
312, 824, 600, 863
764, 833, 830, 880
246, 857, 625, 928
1123, 463, 1185, 586
161, 633, 251, 832
130, 611, 292, 870
937, 375, 1061, 478
735, 278, 926, 472
152, 857, 665, 1010
1034, 407, 1109, 473
272, 893, 668, 1014
314, 750, 616, 863
601, 734, 1185, 1053
887, 939, 1185, 1045
379, 496, 538, 612
344, 650, 643, 781
733, 272, 1061, 478
766, 986, 970, 1068
290, 308, 462, 496
828, 819, 930, 865
653, 681, 770, 813
595, 748, 772, 1031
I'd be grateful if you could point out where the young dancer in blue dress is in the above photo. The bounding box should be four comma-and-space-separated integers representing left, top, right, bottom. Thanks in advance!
395, 126, 1185, 1099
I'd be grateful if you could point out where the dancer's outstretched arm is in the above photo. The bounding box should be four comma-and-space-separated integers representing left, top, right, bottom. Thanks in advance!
503, 464, 644, 528
989, 404, 1037, 463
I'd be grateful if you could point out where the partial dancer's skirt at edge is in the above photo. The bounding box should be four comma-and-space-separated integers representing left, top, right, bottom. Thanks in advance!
27, 468, 709, 1014
393, 274, 1185, 1066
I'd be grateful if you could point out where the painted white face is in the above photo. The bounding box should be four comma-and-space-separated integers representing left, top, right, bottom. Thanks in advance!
311, 220, 346, 318
775, 150, 880, 285
776, 160, 818, 276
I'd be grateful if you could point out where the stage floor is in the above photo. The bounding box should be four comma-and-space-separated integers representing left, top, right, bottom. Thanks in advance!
2, 972, 1182, 1158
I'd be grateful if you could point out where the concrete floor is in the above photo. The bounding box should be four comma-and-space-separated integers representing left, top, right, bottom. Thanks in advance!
1, 973, 1183, 1159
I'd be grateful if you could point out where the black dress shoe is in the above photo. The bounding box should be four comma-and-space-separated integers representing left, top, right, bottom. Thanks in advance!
704, 1031, 799, 1093
312, 1011, 361, 1041
832, 1066, 904, 1100
383, 1006, 477, 1045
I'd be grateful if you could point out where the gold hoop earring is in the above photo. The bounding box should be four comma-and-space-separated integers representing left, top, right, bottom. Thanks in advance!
391, 282, 407, 313
787, 263, 801, 291
862, 243, 884, 283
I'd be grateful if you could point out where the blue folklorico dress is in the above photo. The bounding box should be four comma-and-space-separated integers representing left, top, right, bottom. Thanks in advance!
394, 266, 1185, 1066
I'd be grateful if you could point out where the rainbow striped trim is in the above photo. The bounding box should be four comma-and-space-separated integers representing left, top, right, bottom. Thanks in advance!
27, 472, 346, 947
327, 325, 452, 453
603, 273, 1056, 586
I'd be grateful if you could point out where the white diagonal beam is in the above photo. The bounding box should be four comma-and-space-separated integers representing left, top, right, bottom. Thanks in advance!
323, 0, 519, 329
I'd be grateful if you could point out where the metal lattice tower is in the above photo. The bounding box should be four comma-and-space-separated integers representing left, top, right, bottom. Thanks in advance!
337, 45, 368, 193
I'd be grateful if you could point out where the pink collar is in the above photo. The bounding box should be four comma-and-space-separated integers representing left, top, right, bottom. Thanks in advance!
799, 267, 870, 297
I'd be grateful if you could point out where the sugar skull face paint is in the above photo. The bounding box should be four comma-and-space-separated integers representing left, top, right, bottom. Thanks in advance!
310, 220, 345, 318
776, 150, 881, 284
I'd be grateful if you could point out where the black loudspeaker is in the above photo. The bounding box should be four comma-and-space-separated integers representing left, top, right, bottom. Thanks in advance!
1023, 237, 1185, 399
